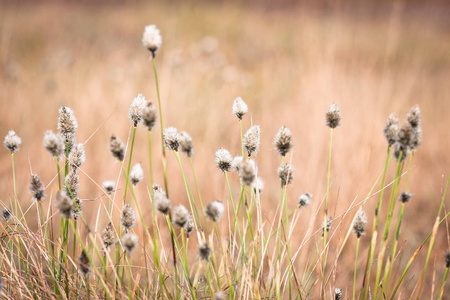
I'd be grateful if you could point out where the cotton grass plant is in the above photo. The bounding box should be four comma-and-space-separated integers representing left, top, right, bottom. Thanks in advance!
0, 24, 450, 300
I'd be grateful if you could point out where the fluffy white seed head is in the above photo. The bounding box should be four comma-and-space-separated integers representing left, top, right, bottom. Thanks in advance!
142, 101, 157, 130
142, 25, 162, 57
239, 159, 256, 185
274, 126, 293, 157
58, 106, 78, 137
103, 180, 115, 194
55, 190, 73, 219
298, 192, 312, 208
121, 204, 136, 232
129, 94, 147, 126
109, 135, 125, 161
163, 127, 180, 151
130, 163, 144, 185
252, 176, 264, 194
205, 201, 224, 222
153, 184, 170, 215
69, 143, 86, 170
326, 104, 341, 128
232, 97, 248, 120
3, 130, 22, 154
215, 148, 233, 172
277, 163, 294, 186
29, 173, 45, 202
243, 125, 260, 157
122, 233, 138, 255
43, 130, 65, 159
172, 205, 189, 228
352, 209, 368, 238
179, 131, 194, 158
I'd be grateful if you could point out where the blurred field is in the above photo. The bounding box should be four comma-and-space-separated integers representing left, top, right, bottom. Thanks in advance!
1, 0, 450, 296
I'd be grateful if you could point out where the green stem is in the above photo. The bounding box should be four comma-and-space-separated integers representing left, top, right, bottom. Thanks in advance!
354, 238, 360, 300
436, 267, 449, 300
123, 126, 137, 204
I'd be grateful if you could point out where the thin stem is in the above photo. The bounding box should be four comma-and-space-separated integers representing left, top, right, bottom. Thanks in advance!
354, 238, 360, 300
123, 126, 137, 204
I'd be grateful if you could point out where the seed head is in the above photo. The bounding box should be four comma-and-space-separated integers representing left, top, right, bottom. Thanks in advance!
298, 192, 312, 208
142, 25, 162, 57
163, 127, 179, 151
232, 156, 243, 172
445, 251, 450, 268
410, 127, 422, 150
69, 143, 86, 170
215, 148, 233, 172
142, 100, 158, 130
326, 104, 341, 128
153, 184, 170, 215
103, 180, 115, 194
3, 130, 21, 154
129, 94, 147, 127
64, 171, 79, 197
55, 190, 73, 219
252, 176, 264, 194
213, 291, 226, 300
184, 214, 195, 237
198, 242, 212, 261
353, 209, 367, 238
101, 222, 115, 251
322, 217, 333, 237
205, 201, 224, 222
335, 288, 343, 300
30, 173, 45, 202
122, 233, 138, 255
57, 106, 78, 138
71, 197, 83, 219
393, 142, 409, 162
407, 106, 421, 128
121, 204, 136, 232
172, 205, 189, 228
243, 125, 261, 157
130, 163, 144, 185
239, 159, 256, 185
274, 126, 293, 157
277, 163, 294, 186
109, 135, 125, 161
78, 249, 91, 277
179, 131, 194, 158
399, 191, 412, 203
383, 114, 399, 147
398, 122, 412, 148
1, 208, 12, 222
43, 130, 65, 159
232, 97, 248, 120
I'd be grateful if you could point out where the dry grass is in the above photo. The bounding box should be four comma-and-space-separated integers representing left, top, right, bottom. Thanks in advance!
1, 0, 450, 298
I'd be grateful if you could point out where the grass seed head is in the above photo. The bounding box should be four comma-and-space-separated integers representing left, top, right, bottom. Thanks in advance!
184, 214, 194, 237
109, 135, 125, 161
71, 197, 83, 219
163, 127, 179, 151
130, 163, 144, 185
398, 122, 412, 148
232, 97, 248, 120
243, 125, 261, 156
353, 209, 367, 238
172, 204, 189, 228
57, 106, 78, 139
121, 204, 136, 232
198, 242, 212, 261
274, 126, 293, 157
400, 191, 412, 203
69, 143, 86, 170
153, 184, 170, 215
142, 100, 158, 130
383, 114, 399, 147
277, 162, 294, 186
129, 94, 147, 127
322, 217, 333, 237
205, 201, 224, 222
252, 176, 264, 194
122, 233, 139, 255
43, 130, 64, 159
393, 142, 409, 162
78, 249, 91, 277
103, 180, 115, 194
326, 104, 341, 128
298, 192, 312, 208
64, 170, 79, 197
55, 190, 73, 219
239, 159, 256, 185
30, 173, 45, 202
215, 148, 233, 172
3, 130, 22, 154
335, 288, 343, 300
101, 222, 115, 251
407, 105, 421, 128
179, 131, 194, 158
445, 251, 450, 268
410, 127, 422, 150
142, 25, 162, 57
232, 156, 243, 172
1, 208, 12, 222
213, 291, 226, 300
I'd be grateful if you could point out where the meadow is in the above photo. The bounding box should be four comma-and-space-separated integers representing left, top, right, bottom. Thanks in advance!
0, 0, 450, 299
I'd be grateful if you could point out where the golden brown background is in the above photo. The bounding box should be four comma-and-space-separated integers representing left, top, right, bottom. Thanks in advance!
1, 0, 450, 296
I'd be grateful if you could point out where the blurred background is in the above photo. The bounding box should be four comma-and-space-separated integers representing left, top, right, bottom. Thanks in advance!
1, 0, 450, 296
